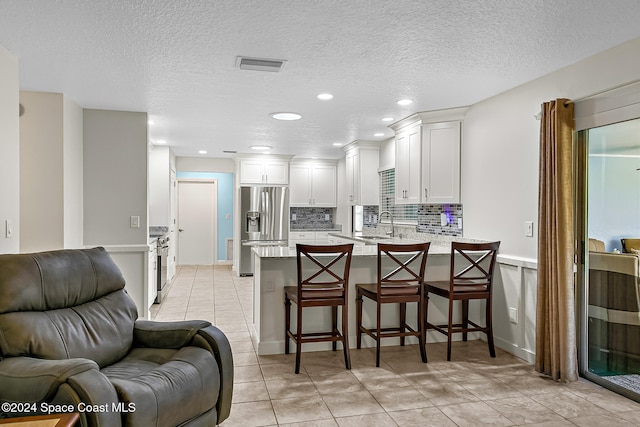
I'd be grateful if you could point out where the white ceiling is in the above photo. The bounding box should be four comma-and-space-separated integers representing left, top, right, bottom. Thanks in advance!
2, 1, 640, 160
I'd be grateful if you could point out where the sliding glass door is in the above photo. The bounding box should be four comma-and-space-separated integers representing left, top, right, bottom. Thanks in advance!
577, 118, 640, 401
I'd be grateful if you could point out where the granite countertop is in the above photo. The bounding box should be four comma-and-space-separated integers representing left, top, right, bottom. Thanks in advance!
254, 233, 491, 259
290, 226, 343, 232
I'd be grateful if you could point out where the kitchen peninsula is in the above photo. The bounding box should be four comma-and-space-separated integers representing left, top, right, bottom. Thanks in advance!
250, 235, 488, 355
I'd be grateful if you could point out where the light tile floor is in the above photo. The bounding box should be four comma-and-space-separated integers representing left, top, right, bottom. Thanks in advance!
150, 265, 640, 426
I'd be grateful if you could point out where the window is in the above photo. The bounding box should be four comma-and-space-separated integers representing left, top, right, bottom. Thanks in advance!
379, 169, 418, 223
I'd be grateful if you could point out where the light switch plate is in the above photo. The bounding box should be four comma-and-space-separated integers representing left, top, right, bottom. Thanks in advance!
130, 216, 140, 228
5, 220, 13, 238
524, 221, 534, 237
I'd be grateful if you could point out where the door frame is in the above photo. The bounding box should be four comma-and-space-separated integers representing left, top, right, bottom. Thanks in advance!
574, 80, 640, 401
177, 178, 218, 265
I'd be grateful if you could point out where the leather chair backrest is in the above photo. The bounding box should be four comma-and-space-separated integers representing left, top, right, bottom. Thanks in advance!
0, 247, 137, 367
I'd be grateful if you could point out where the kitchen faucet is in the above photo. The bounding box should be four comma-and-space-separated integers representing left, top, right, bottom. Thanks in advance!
379, 211, 394, 238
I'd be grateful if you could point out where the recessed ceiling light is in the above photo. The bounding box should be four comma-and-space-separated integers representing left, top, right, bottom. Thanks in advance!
198, 150, 207, 154
374, 133, 384, 137
332, 142, 343, 147
271, 112, 302, 121
381, 117, 394, 122
317, 93, 334, 100
148, 120, 155, 125
156, 139, 167, 144
397, 99, 414, 106
250, 145, 273, 151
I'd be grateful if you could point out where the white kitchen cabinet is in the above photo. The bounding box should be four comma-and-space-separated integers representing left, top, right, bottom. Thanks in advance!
390, 109, 466, 205
344, 141, 380, 205
289, 230, 337, 246
289, 163, 336, 207
240, 159, 289, 185
394, 125, 422, 204
421, 121, 461, 204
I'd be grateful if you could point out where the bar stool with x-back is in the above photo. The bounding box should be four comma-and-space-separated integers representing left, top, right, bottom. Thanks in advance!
356, 242, 430, 367
284, 243, 354, 374
425, 241, 500, 361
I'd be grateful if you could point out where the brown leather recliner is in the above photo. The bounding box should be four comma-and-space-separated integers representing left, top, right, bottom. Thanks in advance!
0, 247, 233, 426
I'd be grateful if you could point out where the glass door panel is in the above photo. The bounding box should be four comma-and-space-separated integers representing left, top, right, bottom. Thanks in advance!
580, 118, 640, 400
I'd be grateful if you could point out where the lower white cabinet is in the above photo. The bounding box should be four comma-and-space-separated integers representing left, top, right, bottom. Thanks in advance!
289, 230, 335, 246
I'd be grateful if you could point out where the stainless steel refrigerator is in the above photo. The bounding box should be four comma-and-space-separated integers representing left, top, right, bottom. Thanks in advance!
239, 186, 289, 276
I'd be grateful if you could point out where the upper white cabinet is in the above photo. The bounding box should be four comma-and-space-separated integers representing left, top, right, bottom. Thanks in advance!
390, 108, 466, 204
394, 125, 421, 204
421, 121, 461, 204
344, 141, 380, 205
240, 158, 289, 185
290, 162, 337, 207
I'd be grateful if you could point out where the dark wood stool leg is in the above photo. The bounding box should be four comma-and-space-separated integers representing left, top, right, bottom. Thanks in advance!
332, 306, 338, 351
447, 298, 454, 361
342, 303, 351, 369
486, 297, 496, 357
399, 302, 406, 346
376, 300, 382, 367
285, 296, 291, 355
418, 296, 427, 363
356, 291, 363, 349
295, 303, 303, 374
462, 300, 469, 342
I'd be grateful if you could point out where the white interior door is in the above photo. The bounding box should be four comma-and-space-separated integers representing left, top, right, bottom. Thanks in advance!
177, 179, 217, 265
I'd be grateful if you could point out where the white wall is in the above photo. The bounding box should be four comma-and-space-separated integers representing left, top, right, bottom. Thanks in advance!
83, 109, 150, 319
19, 91, 84, 252
0, 44, 19, 254
149, 145, 171, 226
83, 109, 148, 245
463, 36, 640, 358
176, 156, 235, 173
19, 92, 64, 252
63, 95, 84, 248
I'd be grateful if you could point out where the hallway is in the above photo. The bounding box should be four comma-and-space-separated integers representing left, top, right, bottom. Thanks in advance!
151, 265, 640, 426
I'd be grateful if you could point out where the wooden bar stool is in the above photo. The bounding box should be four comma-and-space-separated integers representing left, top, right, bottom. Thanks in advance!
284, 243, 354, 374
356, 242, 430, 367
424, 241, 500, 361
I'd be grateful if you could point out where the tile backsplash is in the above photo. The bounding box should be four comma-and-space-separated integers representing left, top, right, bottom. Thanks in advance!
363, 205, 379, 228
290, 207, 337, 230
417, 204, 463, 236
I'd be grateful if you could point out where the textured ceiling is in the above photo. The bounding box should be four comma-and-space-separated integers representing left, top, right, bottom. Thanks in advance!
2, 0, 640, 159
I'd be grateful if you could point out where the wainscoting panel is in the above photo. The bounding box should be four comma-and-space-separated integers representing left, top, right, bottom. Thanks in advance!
494, 255, 538, 363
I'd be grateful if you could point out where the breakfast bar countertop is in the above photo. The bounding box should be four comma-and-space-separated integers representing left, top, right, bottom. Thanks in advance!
252, 233, 490, 259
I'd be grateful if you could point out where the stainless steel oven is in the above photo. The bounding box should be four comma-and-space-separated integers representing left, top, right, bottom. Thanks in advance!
155, 235, 169, 303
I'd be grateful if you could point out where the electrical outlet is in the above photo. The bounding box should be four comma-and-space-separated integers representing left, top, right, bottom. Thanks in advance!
291, 213, 296, 220
509, 307, 518, 324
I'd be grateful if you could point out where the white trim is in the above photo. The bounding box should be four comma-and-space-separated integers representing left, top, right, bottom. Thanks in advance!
93, 244, 151, 253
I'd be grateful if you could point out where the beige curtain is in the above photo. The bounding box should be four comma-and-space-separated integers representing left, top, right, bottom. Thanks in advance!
536, 98, 578, 382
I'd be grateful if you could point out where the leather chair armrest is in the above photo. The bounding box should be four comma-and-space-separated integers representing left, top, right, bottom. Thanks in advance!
0, 357, 98, 403
191, 325, 234, 424
133, 319, 211, 348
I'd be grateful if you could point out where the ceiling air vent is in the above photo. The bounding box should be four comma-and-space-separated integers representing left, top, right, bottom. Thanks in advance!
236, 56, 287, 72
